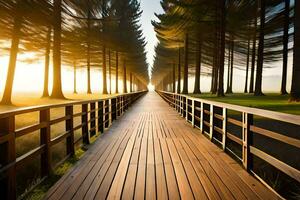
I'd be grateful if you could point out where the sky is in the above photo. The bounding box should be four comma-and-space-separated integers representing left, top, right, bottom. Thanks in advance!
140, 0, 163, 80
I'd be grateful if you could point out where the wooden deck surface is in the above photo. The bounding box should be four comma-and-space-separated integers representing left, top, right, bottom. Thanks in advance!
45, 92, 280, 200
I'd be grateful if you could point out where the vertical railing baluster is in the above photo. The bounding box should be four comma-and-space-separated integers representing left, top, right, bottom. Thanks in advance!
200, 102, 204, 132
222, 108, 227, 150
81, 104, 89, 144
192, 100, 195, 127
109, 99, 112, 127
90, 103, 96, 136
66, 106, 74, 156
98, 101, 104, 134
40, 108, 51, 177
210, 104, 214, 141
0, 116, 16, 200
242, 112, 253, 171
186, 98, 188, 121
105, 100, 109, 128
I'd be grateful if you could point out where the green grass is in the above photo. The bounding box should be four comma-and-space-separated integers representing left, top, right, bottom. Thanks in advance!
190, 93, 300, 115
23, 148, 85, 200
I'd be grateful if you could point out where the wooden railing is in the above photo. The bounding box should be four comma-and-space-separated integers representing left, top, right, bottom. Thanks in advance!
0, 91, 147, 200
157, 90, 300, 197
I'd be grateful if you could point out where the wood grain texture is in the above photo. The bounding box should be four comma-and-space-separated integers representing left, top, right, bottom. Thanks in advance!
45, 92, 278, 200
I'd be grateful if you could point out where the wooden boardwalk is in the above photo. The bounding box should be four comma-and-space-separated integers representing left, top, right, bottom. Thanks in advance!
45, 92, 280, 200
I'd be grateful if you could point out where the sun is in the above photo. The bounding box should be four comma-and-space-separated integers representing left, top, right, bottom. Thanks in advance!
147, 83, 155, 91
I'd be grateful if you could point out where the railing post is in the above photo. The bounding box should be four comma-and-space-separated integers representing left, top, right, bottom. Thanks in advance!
116, 97, 120, 117
112, 98, 117, 121
180, 96, 183, 116
65, 106, 75, 156
98, 101, 104, 133
242, 112, 253, 171
90, 103, 96, 136
192, 100, 195, 127
200, 102, 204, 132
0, 116, 16, 200
186, 97, 188, 121
40, 108, 51, 177
109, 99, 112, 126
81, 104, 89, 144
222, 108, 227, 150
209, 104, 214, 141
105, 100, 109, 128
121, 96, 124, 115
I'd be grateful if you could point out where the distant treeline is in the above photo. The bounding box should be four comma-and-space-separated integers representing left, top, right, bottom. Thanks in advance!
0, 0, 149, 105
152, 0, 300, 101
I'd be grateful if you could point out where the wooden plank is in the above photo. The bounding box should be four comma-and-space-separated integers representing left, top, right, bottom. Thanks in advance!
134, 128, 148, 199
172, 139, 208, 199
160, 139, 180, 200
153, 138, 168, 200
121, 138, 142, 199
70, 127, 130, 200
165, 138, 194, 199
107, 114, 144, 199
145, 134, 156, 200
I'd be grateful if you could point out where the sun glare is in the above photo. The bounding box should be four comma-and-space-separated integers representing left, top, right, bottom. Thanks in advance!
147, 83, 155, 91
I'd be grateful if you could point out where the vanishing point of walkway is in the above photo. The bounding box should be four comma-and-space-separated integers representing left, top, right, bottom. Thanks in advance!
45, 92, 280, 200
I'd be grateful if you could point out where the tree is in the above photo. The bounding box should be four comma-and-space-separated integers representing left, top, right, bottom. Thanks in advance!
281, 0, 290, 95
51, 0, 64, 99
290, 0, 300, 101
254, 0, 265, 96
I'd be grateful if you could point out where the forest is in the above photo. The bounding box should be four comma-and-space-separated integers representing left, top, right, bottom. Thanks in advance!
152, 0, 300, 102
0, 0, 149, 105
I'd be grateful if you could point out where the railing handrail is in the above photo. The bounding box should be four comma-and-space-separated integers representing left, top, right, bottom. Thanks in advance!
0, 90, 147, 200
157, 90, 300, 199
0, 91, 147, 118
157, 90, 300, 126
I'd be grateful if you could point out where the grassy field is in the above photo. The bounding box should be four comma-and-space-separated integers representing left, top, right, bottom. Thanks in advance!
190, 93, 300, 115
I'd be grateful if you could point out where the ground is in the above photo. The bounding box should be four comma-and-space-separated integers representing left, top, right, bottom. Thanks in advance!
190, 93, 300, 115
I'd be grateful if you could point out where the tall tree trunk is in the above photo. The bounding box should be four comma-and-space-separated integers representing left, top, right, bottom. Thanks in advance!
1, 16, 22, 104
228, 39, 234, 94
87, 7, 92, 94
73, 62, 77, 94
177, 48, 181, 93
244, 35, 251, 93
217, 0, 226, 97
102, 45, 108, 94
211, 67, 216, 93
115, 51, 119, 93
87, 45, 91, 94
130, 72, 133, 92
254, 0, 265, 96
109, 50, 112, 94
193, 38, 202, 94
250, 7, 258, 93
123, 60, 127, 93
226, 45, 231, 93
51, 0, 64, 99
281, 0, 290, 95
173, 63, 176, 93
290, 0, 300, 101
42, 27, 51, 98
182, 33, 189, 94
